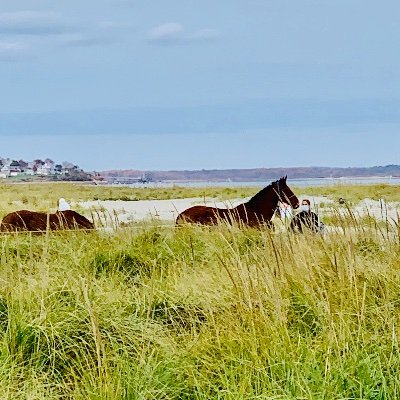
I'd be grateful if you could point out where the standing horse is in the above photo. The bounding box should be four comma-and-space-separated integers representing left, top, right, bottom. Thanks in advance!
0, 210, 94, 232
176, 176, 299, 227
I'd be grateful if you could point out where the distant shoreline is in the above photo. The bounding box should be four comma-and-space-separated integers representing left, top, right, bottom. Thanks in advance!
95, 176, 400, 188
100, 165, 400, 183
2, 176, 400, 187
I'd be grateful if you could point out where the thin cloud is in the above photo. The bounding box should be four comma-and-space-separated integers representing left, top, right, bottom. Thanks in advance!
0, 10, 122, 54
60, 33, 117, 48
147, 23, 184, 44
0, 10, 57, 24
147, 22, 219, 45
59, 19, 123, 48
0, 11, 70, 35
0, 40, 28, 60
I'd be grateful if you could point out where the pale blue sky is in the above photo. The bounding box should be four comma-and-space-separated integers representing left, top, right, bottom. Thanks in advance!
1, 0, 399, 170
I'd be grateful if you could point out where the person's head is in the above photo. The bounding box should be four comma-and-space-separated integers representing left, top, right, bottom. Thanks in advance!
300, 199, 311, 213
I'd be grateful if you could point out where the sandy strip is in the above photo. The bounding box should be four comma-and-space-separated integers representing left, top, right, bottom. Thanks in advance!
78, 197, 244, 224
77, 196, 400, 226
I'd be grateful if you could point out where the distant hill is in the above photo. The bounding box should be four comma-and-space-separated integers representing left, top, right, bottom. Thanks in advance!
100, 165, 400, 182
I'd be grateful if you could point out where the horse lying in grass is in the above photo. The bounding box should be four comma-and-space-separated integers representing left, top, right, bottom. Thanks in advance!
0, 210, 94, 232
176, 176, 299, 227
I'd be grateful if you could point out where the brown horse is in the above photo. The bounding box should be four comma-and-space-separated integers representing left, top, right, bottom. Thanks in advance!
176, 176, 299, 227
0, 210, 94, 232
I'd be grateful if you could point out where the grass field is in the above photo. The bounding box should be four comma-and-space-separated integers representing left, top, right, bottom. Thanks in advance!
0, 181, 399, 215
0, 182, 399, 399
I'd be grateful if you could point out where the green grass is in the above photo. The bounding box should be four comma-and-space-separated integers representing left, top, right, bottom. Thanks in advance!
0, 181, 399, 214
295, 183, 400, 203
0, 183, 399, 398
0, 183, 259, 218
0, 219, 399, 397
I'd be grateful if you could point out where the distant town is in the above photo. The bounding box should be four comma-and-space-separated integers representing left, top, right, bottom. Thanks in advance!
0, 157, 90, 181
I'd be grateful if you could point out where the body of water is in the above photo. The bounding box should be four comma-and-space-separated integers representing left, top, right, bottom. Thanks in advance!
105, 176, 400, 188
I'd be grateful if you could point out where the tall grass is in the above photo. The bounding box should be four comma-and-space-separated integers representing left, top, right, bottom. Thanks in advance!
0, 183, 399, 398
0, 206, 399, 398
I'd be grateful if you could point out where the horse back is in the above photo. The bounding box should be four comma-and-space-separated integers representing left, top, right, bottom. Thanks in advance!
176, 204, 266, 226
0, 210, 48, 232
176, 205, 223, 225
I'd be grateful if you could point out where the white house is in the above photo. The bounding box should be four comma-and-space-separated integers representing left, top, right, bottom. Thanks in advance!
24, 162, 35, 176
0, 165, 10, 178
36, 162, 54, 176
9, 164, 22, 177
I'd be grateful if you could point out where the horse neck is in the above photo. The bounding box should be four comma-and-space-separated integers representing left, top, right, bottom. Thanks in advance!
245, 186, 278, 219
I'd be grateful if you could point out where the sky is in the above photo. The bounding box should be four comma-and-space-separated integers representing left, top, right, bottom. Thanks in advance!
0, 0, 399, 171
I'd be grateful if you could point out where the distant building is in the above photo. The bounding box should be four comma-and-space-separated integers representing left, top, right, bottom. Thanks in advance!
54, 164, 63, 174
24, 162, 35, 176
9, 161, 22, 176
36, 162, 55, 176
0, 165, 10, 178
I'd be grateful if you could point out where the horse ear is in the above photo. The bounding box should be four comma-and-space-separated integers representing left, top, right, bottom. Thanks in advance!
284, 175, 287, 181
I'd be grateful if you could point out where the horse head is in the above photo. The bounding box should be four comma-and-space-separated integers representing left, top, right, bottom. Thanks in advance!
274, 176, 299, 209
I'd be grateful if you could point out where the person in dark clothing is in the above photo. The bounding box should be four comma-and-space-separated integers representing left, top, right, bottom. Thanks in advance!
290, 199, 322, 233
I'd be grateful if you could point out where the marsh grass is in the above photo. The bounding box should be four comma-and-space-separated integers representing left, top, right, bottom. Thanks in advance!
296, 183, 400, 203
0, 183, 400, 398
0, 216, 399, 398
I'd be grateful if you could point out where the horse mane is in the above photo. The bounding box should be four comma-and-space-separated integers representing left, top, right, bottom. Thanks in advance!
246, 177, 285, 207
